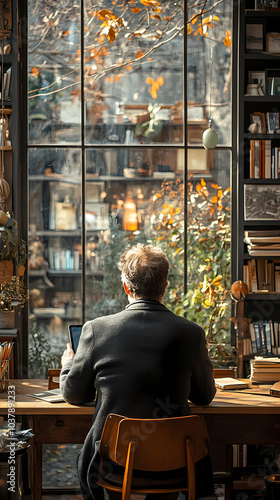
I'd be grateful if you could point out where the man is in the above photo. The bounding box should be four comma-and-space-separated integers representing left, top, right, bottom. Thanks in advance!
60, 244, 216, 500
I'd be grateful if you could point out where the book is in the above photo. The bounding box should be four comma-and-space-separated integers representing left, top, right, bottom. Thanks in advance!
249, 323, 257, 355
214, 378, 249, 390
244, 230, 280, 237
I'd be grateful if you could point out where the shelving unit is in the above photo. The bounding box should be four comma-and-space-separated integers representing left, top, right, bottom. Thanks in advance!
235, 3, 280, 497
238, 2, 280, 374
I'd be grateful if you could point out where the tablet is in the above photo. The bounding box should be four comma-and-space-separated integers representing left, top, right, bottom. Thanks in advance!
68, 324, 83, 353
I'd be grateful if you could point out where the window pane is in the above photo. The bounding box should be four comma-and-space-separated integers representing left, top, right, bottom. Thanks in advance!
28, 148, 82, 377
28, 2, 81, 145
187, 0, 232, 146
187, 150, 231, 364
84, 0, 184, 145
85, 148, 184, 319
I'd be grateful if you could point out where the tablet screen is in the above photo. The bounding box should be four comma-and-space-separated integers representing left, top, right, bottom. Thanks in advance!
68, 324, 83, 353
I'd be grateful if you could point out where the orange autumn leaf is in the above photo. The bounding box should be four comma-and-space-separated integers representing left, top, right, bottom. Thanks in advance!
194, 26, 203, 36
196, 184, 202, 192
131, 7, 142, 13
190, 13, 199, 24
164, 16, 171, 21
31, 67, 40, 76
98, 35, 105, 43
147, 57, 152, 61
146, 77, 154, 84
201, 178, 206, 187
135, 50, 144, 59
217, 189, 223, 197
109, 76, 114, 83
141, 0, 160, 5
157, 76, 164, 86
126, 65, 132, 70
212, 196, 218, 203
218, 204, 223, 210
224, 187, 231, 194
115, 74, 120, 82
210, 208, 215, 215
151, 14, 161, 20
223, 30, 232, 47
104, 76, 109, 83
151, 87, 158, 99
211, 183, 220, 189
153, 81, 160, 91
98, 9, 117, 20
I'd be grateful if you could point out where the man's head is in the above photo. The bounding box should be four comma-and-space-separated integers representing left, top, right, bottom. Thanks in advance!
118, 244, 169, 302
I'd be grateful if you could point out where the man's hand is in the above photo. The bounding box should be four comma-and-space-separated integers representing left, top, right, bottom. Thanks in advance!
61, 343, 75, 367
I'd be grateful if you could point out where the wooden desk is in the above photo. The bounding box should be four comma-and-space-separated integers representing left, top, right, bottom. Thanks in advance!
1, 380, 280, 499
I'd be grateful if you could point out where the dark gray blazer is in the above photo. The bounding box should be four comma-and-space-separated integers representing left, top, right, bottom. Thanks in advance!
60, 299, 216, 500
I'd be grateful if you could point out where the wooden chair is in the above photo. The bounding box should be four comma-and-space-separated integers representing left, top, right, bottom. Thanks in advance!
48, 368, 61, 389
95, 413, 211, 500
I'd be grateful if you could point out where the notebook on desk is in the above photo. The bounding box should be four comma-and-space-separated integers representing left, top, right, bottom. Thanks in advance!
215, 377, 249, 390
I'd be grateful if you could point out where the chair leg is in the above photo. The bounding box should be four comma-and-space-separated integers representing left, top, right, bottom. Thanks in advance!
186, 438, 195, 500
122, 440, 136, 500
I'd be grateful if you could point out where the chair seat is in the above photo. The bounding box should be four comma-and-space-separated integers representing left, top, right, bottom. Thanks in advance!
98, 458, 188, 491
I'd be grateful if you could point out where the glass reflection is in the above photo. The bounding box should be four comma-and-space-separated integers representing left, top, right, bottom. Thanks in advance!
85, 147, 184, 320
28, 1, 81, 145
28, 148, 82, 374
187, 0, 232, 146
84, 0, 184, 144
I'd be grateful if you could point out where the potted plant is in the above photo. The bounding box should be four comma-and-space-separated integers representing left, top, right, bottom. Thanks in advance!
0, 276, 29, 328
0, 210, 27, 284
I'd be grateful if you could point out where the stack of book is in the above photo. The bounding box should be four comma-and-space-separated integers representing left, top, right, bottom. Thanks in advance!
244, 230, 280, 257
250, 356, 280, 384
243, 231, 280, 292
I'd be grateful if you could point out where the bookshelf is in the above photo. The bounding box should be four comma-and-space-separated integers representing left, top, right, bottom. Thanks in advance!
238, 1, 280, 379
235, 3, 280, 497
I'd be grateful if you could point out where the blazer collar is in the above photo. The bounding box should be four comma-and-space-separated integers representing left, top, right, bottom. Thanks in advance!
125, 299, 170, 312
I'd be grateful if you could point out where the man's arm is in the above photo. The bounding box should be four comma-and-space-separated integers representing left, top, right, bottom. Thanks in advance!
188, 328, 216, 405
60, 321, 96, 405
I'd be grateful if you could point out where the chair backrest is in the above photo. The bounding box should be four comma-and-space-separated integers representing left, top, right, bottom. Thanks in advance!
48, 369, 61, 389
99, 414, 210, 472
214, 367, 237, 379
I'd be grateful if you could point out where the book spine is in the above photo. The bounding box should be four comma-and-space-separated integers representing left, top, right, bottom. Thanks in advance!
265, 140, 271, 179
264, 321, 272, 355
253, 322, 262, 354
259, 321, 268, 355
250, 323, 257, 355
250, 140, 255, 178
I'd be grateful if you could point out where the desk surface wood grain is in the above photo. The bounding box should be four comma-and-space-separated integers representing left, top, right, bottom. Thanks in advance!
0, 379, 280, 415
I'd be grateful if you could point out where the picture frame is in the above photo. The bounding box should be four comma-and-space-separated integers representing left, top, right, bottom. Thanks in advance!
267, 33, 280, 53
248, 70, 266, 95
246, 23, 264, 52
250, 112, 266, 134
266, 111, 279, 134
266, 69, 280, 95
244, 184, 280, 220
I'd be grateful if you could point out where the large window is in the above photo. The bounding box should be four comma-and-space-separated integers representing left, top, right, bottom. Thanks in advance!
28, 0, 232, 374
